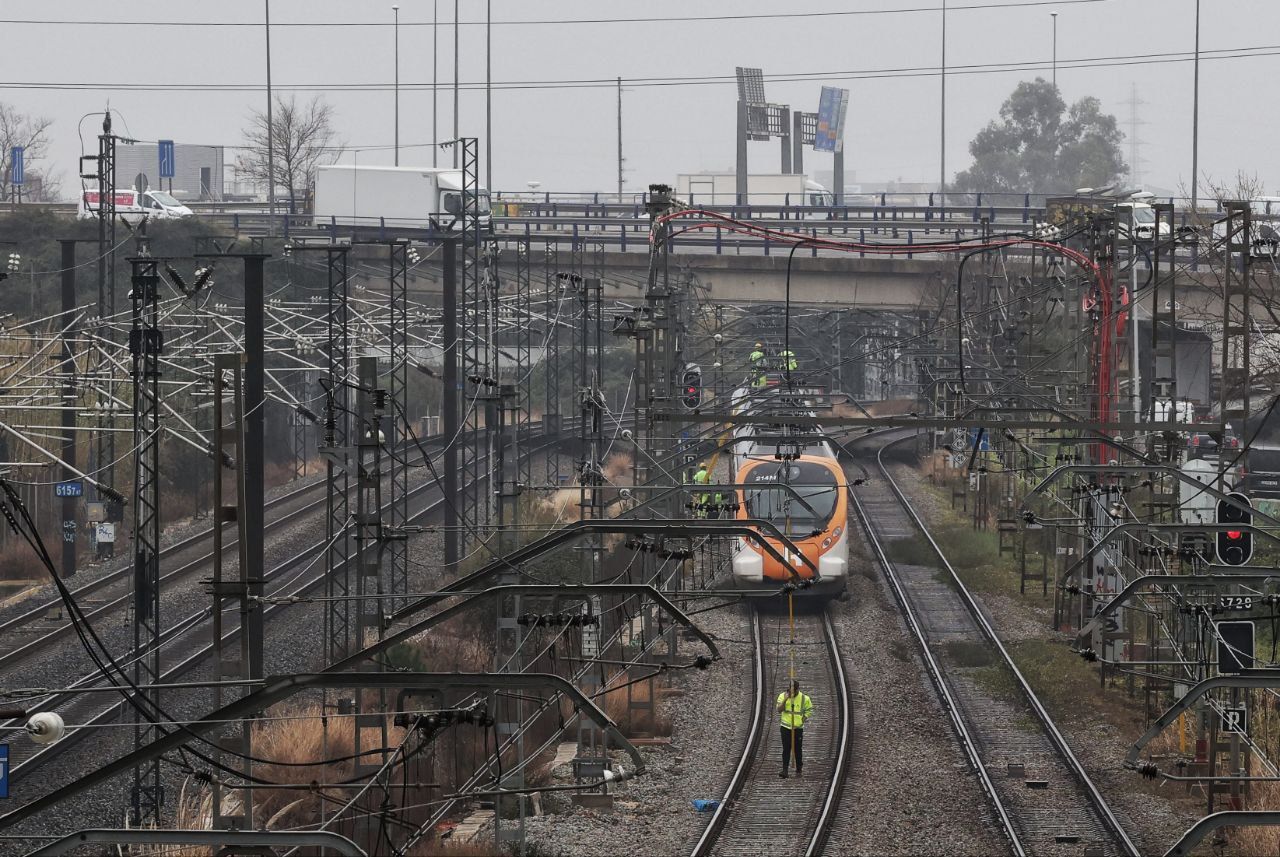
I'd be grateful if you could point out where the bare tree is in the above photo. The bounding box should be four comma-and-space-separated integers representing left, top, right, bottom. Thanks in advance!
236, 95, 342, 213
0, 103, 58, 202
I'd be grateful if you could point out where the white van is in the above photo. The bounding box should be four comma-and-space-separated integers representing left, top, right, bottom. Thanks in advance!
78, 188, 193, 223
1116, 194, 1171, 241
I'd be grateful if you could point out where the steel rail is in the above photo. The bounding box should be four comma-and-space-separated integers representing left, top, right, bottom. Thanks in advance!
689, 611, 764, 857
868, 433, 1139, 857
805, 611, 850, 857
690, 609, 848, 857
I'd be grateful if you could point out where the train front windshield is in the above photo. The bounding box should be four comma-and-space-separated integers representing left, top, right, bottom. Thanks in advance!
743, 462, 839, 535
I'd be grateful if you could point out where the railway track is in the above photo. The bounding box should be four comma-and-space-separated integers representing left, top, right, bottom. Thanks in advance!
692, 608, 850, 857
0, 428, 572, 792
0, 426, 468, 669
849, 433, 1138, 857
0, 474, 332, 670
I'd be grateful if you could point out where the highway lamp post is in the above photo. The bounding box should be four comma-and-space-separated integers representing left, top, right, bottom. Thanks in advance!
393, 5, 400, 166
264, 0, 275, 221
1191, 0, 1201, 211
486, 0, 492, 192
453, 0, 460, 167
1051, 12, 1058, 88
939, 0, 946, 203
433, 0, 438, 166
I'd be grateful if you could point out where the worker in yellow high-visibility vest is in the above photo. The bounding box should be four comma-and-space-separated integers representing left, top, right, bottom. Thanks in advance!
776, 679, 814, 778
690, 462, 711, 518
749, 342, 767, 387
778, 348, 798, 374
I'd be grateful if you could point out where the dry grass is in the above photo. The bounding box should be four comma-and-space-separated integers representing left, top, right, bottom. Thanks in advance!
0, 542, 48, 583
1233, 754, 1280, 855
601, 452, 633, 482
599, 675, 673, 738
861, 398, 917, 417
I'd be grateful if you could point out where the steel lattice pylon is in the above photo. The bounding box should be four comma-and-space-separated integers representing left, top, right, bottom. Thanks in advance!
93, 116, 120, 543
321, 246, 352, 664
386, 241, 410, 611
128, 254, 163, 826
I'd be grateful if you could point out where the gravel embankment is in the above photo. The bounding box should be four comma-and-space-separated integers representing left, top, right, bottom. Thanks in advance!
520, 600, 753, 857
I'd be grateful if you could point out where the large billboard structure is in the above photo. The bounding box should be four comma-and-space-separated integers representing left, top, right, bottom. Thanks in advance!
732, 70, 850, 205
791, 86, 850, 204
735, 67, 793, 203
814, 86, 849, 153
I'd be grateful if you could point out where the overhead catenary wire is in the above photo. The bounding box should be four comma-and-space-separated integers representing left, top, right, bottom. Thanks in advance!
9, 41, 1280, 95
0, 1, 1114, 29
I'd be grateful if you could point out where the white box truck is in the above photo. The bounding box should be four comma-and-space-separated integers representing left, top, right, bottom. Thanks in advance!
313, 165, 491, 230
675, 173, 834, 207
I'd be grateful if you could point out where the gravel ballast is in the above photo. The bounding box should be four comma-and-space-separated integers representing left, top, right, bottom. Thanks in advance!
521, 600, 754, 857
824, 535, 1006, 855
889, 460, 1209, 855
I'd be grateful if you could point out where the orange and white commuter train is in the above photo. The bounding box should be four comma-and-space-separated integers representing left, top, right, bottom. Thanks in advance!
728, 387, 849, 597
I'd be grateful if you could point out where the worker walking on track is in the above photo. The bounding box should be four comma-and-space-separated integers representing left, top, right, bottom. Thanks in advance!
776, 679, 813, 778
749, 342, 767, 387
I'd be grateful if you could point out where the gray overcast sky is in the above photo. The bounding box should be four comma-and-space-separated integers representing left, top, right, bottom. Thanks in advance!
5, 0, 1278, 197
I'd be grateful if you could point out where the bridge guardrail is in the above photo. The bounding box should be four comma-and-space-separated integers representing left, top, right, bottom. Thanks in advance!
3, 199, 1229, 271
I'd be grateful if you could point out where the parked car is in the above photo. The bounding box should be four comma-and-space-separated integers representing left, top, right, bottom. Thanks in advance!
1186, 428, 1241, 460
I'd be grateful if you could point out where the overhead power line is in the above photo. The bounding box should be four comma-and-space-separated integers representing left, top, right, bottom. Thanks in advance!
0, 1, 1112, 29
0, 42, 1275, 94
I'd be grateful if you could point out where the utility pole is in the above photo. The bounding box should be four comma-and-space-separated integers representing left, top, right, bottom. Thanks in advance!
94, 113, 119, 553
453, 0, 460, 167
442, 237, 460, 572
265, 0, 275, 218
1051, 12, 1058, 88
58, 241, 78, 578
393, 4, 400, 166
486, 0, 492, 191
129, 243, 163, 827
433, 0, 439, 166
1191, 0, 1201, 211
939, 0, 947, 201
617, 77, 624, 198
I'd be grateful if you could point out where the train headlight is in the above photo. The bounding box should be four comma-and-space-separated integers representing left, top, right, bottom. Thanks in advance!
822, 537, 832, 549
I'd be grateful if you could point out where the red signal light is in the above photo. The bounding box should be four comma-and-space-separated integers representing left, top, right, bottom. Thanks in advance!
1228, 530, 1243, 540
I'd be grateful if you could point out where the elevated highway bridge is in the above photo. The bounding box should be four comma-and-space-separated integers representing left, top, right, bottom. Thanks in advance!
15, 196, 1260, 314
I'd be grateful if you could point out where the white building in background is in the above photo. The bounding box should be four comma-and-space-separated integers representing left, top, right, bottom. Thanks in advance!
114, 143, 224, 201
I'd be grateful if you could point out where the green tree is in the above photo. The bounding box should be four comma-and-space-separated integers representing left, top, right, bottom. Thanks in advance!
953, 78, 1127, 194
